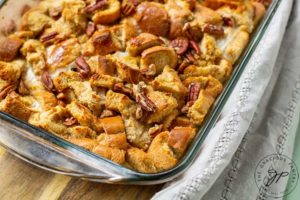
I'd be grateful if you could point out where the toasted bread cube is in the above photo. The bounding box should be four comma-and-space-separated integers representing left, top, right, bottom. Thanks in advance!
167, 127, 196, 156
124, 116, 151, 150
66, 126, 97, 139
29, 105, 68, 135
90, 73, 121, 89
152, 66, 187, 99
70, 81, 103, 116
146, 90, 178, 124
147, 131, 178, 171
66, 101, 102, 132
126, 147, 157, 173
97, 132, 128, 149
0, 60, 24, 83
0, 38, 23, 62
53, 71, 82, 92
100, 116, 125, 134
105, 90, 136, 117
0, 92, 32, 121
93, 145, 125, 164
68, 138, 98, 151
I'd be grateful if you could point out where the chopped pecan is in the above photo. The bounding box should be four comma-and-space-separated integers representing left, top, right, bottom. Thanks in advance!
122, 2, 135, 16
86, 22, 96, 37
0, 38, 23, 62
113, 83, 134, 97
170, 37, 189, 55
177, 60, 190, 74
85, 0, 108, 14
189, 40, 201, 55
188, 82, 201, 103
133, 83, 157, 112
136, 93, 157, 112
182, 23, 203, 42
182, 82, 201, 113
40, 31, 58, 44
49, 7, 62, 20
75, 56, 91, 78
0, 84, 15, 99
41, 71, 55, 92
202, 24, 224, 37
64, 117, 78, 126
222, 17, 235, 27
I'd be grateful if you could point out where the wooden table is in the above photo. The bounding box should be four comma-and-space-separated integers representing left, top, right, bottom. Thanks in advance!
0, 146, 163, 200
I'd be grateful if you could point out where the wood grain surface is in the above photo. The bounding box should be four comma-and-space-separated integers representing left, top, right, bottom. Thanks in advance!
0, 146, 163, 200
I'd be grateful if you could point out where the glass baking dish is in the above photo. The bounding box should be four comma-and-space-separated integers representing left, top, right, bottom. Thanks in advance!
0, 0, 281, 184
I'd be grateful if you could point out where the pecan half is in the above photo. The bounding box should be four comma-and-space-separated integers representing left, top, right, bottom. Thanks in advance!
86, 22, 96, 37
40, 31, 58, 44
0, 84, 15, 99
113, 83, 134, 97
202, 24, 224, 37
136, 93, 157, 112
222, 17, 235, 27
41, 71, 55, 92
85, 0, 108, 14
170, 37, 189, 55
63, 117, 78, 126
182, 23, 203, 42
75, 56, 91, 78
189, 40, 201, 55
188, 82, 201, 103
182, 82, 201, 113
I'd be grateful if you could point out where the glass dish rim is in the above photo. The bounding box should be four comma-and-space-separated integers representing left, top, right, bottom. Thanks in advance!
0, 0, 282, 181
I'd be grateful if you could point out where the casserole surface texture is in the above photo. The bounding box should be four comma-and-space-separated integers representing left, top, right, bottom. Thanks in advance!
0, 0, 269, 173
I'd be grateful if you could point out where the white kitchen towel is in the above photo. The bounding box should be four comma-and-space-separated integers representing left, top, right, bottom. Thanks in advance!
152, 0, 298, 199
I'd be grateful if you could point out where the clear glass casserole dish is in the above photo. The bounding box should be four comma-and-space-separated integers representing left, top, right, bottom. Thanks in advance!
0, 0, 281, 184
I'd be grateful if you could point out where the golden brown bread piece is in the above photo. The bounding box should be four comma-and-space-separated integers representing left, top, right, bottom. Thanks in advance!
97, 132, 128, 149
90, 0, 121, 25
0, 92, 32, 121
0, 0, 267, 173
66, 101, 103, 132
141, 46, 178, 75
93, 145, 126, 164
0, 38, 23, 62
126, 33, 163, 56
100, 116, 125, 135
68, 138, 98, 151
135, 2, 170, 37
